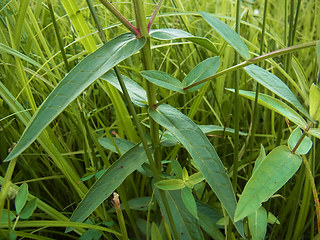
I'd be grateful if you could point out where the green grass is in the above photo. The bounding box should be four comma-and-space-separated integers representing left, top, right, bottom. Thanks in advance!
0, 0, 319, 239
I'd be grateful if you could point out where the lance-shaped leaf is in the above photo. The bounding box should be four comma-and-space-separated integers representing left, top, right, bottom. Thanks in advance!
245, 64, 311, 120
247, 206, 268, 240
183, 57, 220, 92
98, 137, 136, 155
309, 83, 320, 121
101, 70, 148, 107
150, 28, 217, 53
4, 33, 146, 162
149, 104, 244, 237
227, 89, 307, 128
140, 70, 185, 93
235, 146, 302, 221
200, 11, 250, 60
68, 144, 147, 229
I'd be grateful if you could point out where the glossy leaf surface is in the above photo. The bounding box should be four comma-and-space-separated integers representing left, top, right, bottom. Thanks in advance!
245, 64, 311, 119
5, 33, 146, 162
200, 11, 250, 59
228, 89, 307, 128
182, 57, 220, 92
247, 206, 268, 240
235, 146, 302, 221
150, 104, 244, 236
69, 144, 147, 226
150, 28, 217, 53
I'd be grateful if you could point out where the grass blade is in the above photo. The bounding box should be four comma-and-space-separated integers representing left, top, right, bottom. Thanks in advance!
4, 33, 146, 162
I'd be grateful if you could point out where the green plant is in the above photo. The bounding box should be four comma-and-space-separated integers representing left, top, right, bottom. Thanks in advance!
0, 0, 319, 239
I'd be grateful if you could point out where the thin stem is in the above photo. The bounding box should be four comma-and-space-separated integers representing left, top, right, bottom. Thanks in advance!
98, 0, 140, 37
291, 122, 312, 154
147, 0, 164, 31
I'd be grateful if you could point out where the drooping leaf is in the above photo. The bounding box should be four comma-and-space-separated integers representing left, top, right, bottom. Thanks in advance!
151, 222, 163, 240
68, 144, 147, 228
140, 70, 185, 93
245, 64, 311, 120
100, 70, 148, 107
227, 89, 307, 128
247, 206, 268, 240
155, 179, 185, 191
98, 137, 136, 155
235, 146, 302, 221
15, 183, 28, 214
181, 187, 198, 219
252, 144, 266, 175
200, 11, 250, 60
288, 127, 313, 155
154, 187, 204, 240
19, 198, 37, 219
182, 57, 220, 92
149, 104, 244, 237
150, 28, 217, 53
309, 83, 320, 121
4, 33, 146, 162
198, 125, 247, 136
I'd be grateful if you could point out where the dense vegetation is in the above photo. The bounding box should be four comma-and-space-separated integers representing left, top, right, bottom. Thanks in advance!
0, 0, 319, 239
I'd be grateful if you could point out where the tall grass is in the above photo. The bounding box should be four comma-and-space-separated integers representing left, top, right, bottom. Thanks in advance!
0, 0, 319, 239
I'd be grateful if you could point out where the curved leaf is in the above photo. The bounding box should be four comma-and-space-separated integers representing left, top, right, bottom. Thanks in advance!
309, 128, 320, 139
245, 64, 311, 120
155, 179, 185, 190
98, 137, 136, 155
5, 33, 146, 162
247, 206, 268, 240
149, 104, 244, 237
309, 83, 320, 121
15, 183, 28, 214
68, 144, 147, 227
227, 89, 307, 128
183, 57, 220, 92
140, 70, 185, 93
200, 11, 250, 60
235, 146, 302, 221
288, 127, 313, 155
150, 28, 217, 53
101, 70, 148, 107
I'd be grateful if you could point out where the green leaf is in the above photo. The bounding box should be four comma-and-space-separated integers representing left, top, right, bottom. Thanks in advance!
171, 159, 183, 179
100, 70, 148, 107
245, 64, 311, 120
252, 145, 266, 175
149, 104, 244, 237
183, 57, 220, 92
4, 33, 146, 162
198, 125, 247, 136
98, 137, 136, 155
317, 41, 320, 68
186, 172, 204, 188
288, 127, 313, 155
107, 197, 156, 212
0, 210, 15, 224
200, 11, 250, 60
227, 89, 307, 128
140, 70, 185, 93
154, 188, 204, 240
235, 146, 302, 221
309, 128, 320, 139
68, 144, 147, 228
151, 222, 163, 240
150, 28, 217, 53
181, 187, 198, 219
15, 183, 28, 214
19, 198, 37, 219
247, 206, 268, 240
155, 179, 185, 190
268, 212, 280, 224
309, 83, 320, 121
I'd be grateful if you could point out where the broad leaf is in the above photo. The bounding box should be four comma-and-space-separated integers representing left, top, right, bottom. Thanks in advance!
235, 146, 302, 221
149, 104, 244, 237
181, 187, 198, 219
140, 71, 185, 93
309, 83, 320, 121
98, 137, 136, 155
200, 11, 250, 60
5, 33, 146, 162
227, 89, 307, 128
101, 70, 148, 107
245, 64, 311, 120
19, 198, 37, 219
247, 206, 268, 240
68, 144, 147, 227
15, 183, 28, 214
186, 172, 204, 188
252, 145, 266, 175
155, 179, 185, 190
288, 127, 313, 155
154, 188, 204, 240
150, 28, 217, 53
183, 57, 220, 92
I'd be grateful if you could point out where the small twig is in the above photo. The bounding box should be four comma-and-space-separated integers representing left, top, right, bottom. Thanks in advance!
147, 0, 164, 32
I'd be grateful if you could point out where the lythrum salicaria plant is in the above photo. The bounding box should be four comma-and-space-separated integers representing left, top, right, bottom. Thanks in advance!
0, 0, 319, 239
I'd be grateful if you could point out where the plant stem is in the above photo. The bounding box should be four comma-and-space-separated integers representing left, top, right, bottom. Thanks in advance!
147, 0, 164, 31
291, 122, 312, 154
